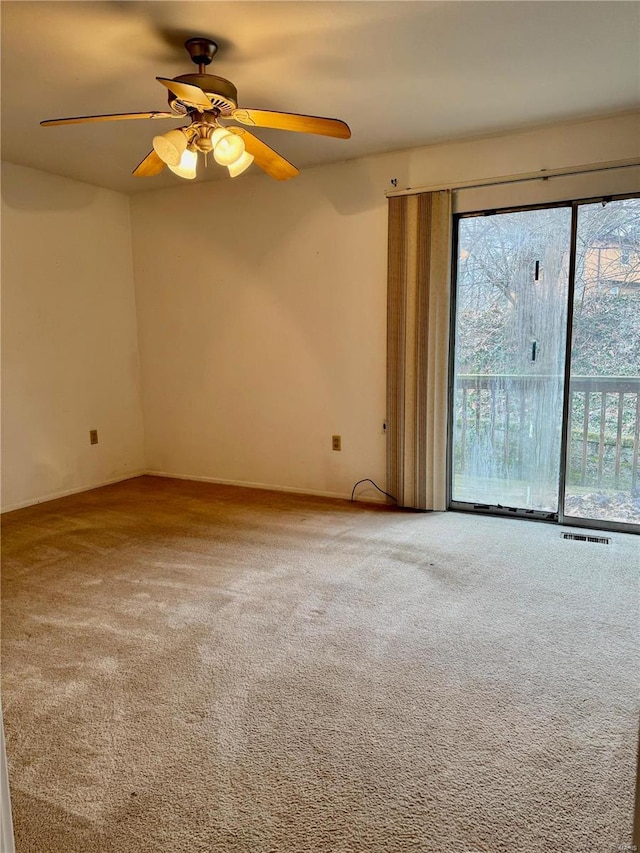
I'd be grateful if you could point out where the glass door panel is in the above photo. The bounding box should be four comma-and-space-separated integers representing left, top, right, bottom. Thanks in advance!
564, 197, 640, 526
451, 207, 572, 513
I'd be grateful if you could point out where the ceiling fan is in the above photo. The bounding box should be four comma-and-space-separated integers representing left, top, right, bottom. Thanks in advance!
41, 37, 351, 182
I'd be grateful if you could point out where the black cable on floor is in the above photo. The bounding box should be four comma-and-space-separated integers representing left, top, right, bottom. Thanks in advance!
350, 479, 397, 504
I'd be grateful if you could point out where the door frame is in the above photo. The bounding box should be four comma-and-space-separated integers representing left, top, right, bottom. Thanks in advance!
447, 192, 640, 535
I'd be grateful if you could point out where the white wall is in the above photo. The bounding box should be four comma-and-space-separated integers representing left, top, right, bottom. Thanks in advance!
1, 163, 145, 511
131, 164, 388, 498
130, 112, 640, 500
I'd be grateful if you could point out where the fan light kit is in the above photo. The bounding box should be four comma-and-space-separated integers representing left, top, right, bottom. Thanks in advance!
41, 37, 351, 182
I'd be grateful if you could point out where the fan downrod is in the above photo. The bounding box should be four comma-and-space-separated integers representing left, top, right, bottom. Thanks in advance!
185, 38, 218, 73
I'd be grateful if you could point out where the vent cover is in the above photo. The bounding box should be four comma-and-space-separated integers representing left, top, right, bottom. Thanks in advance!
203, 94, 234, 115
562, 532, 611, 544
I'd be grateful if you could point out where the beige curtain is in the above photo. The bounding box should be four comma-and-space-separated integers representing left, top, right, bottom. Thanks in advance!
386, 190, 452, 510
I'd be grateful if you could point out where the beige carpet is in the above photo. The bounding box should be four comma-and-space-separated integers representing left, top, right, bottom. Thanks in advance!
2, 475, 638, 852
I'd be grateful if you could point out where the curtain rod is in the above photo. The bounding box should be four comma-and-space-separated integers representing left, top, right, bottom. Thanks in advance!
384, 158, 640, 198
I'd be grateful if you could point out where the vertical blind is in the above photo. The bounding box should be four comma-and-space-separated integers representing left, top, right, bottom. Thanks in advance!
386, 190, 452, 510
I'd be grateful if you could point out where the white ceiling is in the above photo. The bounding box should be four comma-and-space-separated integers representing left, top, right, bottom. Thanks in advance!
2, 1, 639, 194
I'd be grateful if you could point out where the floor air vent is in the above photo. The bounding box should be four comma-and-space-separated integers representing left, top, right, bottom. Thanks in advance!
562, 532, 611, 544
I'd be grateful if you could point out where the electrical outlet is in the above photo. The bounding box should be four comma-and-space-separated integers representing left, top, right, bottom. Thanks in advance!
89, 429, 98, 445
332, 435, 341, 452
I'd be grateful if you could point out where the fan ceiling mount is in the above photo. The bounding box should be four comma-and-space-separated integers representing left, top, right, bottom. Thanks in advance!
40, 37, 351, 182
171, 38, 238, 115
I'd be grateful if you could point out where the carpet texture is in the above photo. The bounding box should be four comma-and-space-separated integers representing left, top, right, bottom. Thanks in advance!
2, 476, 638, 853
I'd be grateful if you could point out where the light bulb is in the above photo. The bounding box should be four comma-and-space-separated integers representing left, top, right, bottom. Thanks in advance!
168, 147, 197, 180
152, 128, 188, 166
211, 128, 245, 166
228, 150, 254, 178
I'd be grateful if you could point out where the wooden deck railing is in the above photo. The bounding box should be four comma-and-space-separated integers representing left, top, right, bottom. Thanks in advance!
453, 374, 640, 491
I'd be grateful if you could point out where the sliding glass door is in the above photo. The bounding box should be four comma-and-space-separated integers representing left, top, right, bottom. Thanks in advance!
451, 207, 572, 514
564, 197, 640, 527
450, 195, 640, 532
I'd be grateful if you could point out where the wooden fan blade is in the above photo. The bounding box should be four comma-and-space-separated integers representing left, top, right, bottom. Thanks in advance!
232, 108, 351, 139
40, 111, 178, 127
228, 128, 299, 181
133, 150, 166, 177
156, 77, 212, 111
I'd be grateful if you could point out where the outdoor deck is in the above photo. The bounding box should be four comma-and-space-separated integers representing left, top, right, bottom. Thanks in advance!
452, 374, 640, 525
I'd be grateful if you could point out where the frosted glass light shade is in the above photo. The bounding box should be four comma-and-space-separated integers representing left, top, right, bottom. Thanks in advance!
153, 129, 188, 166
211, 128, 245, 166
210, 128, 229, 146
228, 150, 254, 178
168, 147, 197, 180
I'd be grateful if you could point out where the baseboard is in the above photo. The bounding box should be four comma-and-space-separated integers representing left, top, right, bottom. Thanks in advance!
0, 471, 146, 514
146, 470, 387, 503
